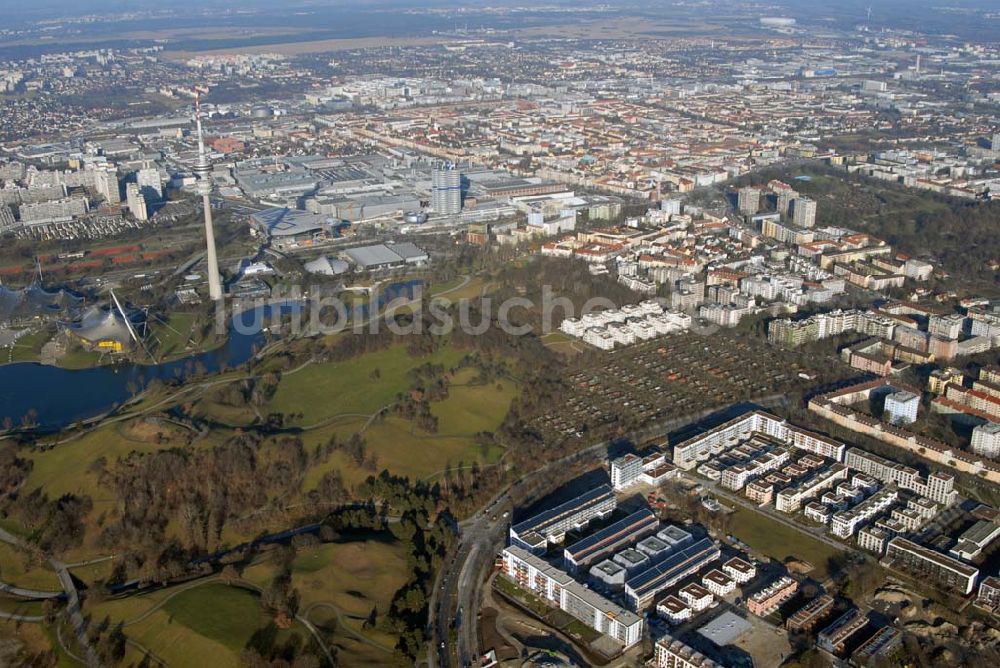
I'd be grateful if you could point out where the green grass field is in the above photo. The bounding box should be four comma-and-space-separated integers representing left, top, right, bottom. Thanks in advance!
0, 596, 48, 617
433, 370, 516, 435
151, 312, 197, 359
301, 414, 505, 489
26, 424, 161, 506
0, 542, 60, 591
85, 582, 310, 668
162, 584, 262, 652
268, 345, 467, 425
540, 330, 584, 357
7, 329, 51, 363
57, 349, 105, 370
430, 275, 492, 302
729, 508, 840, 579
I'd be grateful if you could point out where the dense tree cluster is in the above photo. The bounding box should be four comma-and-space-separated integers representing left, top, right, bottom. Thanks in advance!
4, 488, 91, 555
0, 444, 32, 495
96, 432, 311, 577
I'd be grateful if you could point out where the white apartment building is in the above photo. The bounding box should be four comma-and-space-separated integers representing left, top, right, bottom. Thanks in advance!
677, 583, 713, 613
611, 453, 644, 491
775, 465, 850, 513
971, 423, 1000, 459
502, 545, 643, 646
844, 448, 958, 506
857, 526, 890, 555
702, 569, 736, 597
884, 391, 919, 425
723, 557, 756, 584
830, 487, 898, 539
657, 595, 692, 625
720, 449, 790, 490
583, 327, 616, 350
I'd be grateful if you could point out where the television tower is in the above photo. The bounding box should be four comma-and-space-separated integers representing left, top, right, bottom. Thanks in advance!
194, 96, 223, 301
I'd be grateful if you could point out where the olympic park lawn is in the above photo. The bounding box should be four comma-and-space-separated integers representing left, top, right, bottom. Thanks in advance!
16, 341, 515, 594
265, 344, 469, 425
86, 582, 314, 668
0, 541, 61, 591
241, 536, 410, 665
77, 538, 409, 667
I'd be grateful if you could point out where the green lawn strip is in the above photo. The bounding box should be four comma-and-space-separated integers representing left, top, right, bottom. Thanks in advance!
728, 507, 839, 579
161, 583, 262, 653
8, 329, 52, 362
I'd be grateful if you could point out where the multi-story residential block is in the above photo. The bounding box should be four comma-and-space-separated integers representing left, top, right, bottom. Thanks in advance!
653, 636, 722, 668
737, 186, 760, 216
136, 166, 163, 201
776, 464, 849, 513
722, 557, 756, 584
844, 448, 958, 505
792, 196, 817, 228
672, 411, 844, 470
125, 182, 148, 221
94, 166, 120, 204
610, 453, 644, 490
18, 196, 89, 222
563, 508, 659, 570
976, 576, 1000, 612
786, 594, 835, 632
657, 595, 692, 624
817, 609, 869, 656
624, 537, 720, 610
804, 501, 832, 524
702, 569, 736, 596
884, 537, 979, 594
720, 449, 789, 490
747, 576, 798, 616
858, 526, 890, 555
884, 391, 919, 425
501, 545, 643, 646
0, 204, 16, 231
971, 423, 1000, 459
853, 626, 903, 666
510, 484, 616, 551
890, 507, 924, 532
830, 486, 898, 539
928, 313, 965, 340
678, 582, 714, 611
745, 480, 774, 505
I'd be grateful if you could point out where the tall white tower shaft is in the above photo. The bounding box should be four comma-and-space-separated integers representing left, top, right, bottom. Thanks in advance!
195, 97, 223, 301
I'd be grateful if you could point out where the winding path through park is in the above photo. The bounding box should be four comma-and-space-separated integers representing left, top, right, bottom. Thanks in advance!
0, 527, 100, 667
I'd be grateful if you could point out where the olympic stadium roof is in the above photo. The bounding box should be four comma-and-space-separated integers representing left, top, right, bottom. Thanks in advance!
68, 305, 138, 348
0, 283, 83, 326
